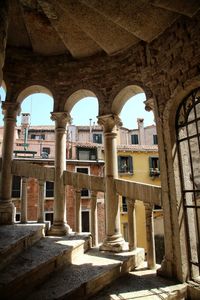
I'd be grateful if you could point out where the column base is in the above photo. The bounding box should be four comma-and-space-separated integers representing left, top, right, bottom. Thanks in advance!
99, 234, 128, 253
157, 257, 173, 278
0, 200, 15, 225
48, 222, 72, 236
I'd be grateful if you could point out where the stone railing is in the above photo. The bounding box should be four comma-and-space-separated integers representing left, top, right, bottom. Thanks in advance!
115, 178, 161, 269
11, 160, 55, 224
64, 170, 105, 246
10, 161, 162, 267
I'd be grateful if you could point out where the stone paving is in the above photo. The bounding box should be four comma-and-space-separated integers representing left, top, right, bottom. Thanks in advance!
89, 263, 187, 300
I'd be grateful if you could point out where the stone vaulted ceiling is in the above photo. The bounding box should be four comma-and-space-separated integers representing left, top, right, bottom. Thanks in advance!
7, 0, 200, 59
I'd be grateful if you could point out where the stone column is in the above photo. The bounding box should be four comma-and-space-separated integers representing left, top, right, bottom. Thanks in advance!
98, 114, 126, 252
90, 191, 98, 246
75, 189, 81, 233
0, 102, 20, 224
38, 180, 45, 223
21, 177, 28, 223
49, 112, 71, 235
145, 203, 156, 269
0, 1, 9, 85
127, 198, 137, 251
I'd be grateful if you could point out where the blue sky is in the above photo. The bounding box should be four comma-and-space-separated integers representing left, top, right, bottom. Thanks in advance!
0, 88, 154, 129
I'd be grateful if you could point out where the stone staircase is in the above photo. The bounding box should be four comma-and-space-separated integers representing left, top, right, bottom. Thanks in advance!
0, 224, 194, 300
0, 224, 144, 300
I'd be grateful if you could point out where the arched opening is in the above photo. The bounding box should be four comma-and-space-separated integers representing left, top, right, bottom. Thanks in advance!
176, 87, 200, 280
14, 86, 54, 159
113, 85, 163, 264
0, 81, 7, 124
64, 91, 104, 240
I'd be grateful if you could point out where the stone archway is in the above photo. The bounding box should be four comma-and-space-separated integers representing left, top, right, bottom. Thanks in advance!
111, 85, 145, 115
64, 89, 99, 115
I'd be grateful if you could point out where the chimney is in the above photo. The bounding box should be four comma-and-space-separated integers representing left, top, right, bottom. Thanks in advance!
137, 118, 145, 145
21, 113, 30, 150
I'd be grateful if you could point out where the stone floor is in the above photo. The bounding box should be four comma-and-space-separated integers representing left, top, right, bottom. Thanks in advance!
89, 264, 188, 300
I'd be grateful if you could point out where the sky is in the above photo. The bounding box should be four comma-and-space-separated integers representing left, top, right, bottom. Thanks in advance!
0, 88, 154, 129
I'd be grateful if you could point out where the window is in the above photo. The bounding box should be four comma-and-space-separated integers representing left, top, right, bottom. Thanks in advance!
12, 176, 21, 198
118, 156, 133, 174
131, 134, 139, 145
15, 213, 21, 222
76, 167, 90, 197
122, 196, 128, 212
82, 210, 90, 232
42, 147, 50, 158
31, 134, 45, 140
149, 157, 160, 176
45, 181, 54, 198
176, 87, 200, 278
45, 212, 54, 225
93, 133, 102, 144
43, 147, 50, 154
153, 134, 158, 144
77, 147, 97, 160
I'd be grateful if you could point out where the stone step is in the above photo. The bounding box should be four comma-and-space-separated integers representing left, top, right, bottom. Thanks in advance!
0, 233, 91, 300
0, 224, 45, 271
27, 247, 144, 300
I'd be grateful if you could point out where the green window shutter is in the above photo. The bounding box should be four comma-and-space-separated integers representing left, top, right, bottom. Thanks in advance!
149, 157, 153, 168
118, 156, 121, 172
128, 156, 133, 173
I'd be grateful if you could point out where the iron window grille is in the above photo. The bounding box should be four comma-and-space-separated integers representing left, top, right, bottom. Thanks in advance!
176, 87, 200, 280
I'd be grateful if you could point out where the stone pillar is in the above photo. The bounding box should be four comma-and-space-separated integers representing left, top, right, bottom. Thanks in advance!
75, 189, 81, 233
0, 1, 9, 85
38, 180, 45, 223
90, 191, 98, 246
49, 112, 71, 235
98, 114, 126, 252
0, 102, 20, 224
127, 199, 137, 251
21, 177, 28, 223
145, 203, 156, 269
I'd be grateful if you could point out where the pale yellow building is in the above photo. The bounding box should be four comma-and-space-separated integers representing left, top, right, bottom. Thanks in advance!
118, 146, 161, 251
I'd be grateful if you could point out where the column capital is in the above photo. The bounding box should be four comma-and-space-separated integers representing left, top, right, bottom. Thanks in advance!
98, 114, 122, 133
2, 102, 21, 120
51, 111, 72, 129
144, 98, 154, 112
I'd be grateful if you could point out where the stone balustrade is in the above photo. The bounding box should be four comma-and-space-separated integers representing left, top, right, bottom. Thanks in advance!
9, 160, 161, 268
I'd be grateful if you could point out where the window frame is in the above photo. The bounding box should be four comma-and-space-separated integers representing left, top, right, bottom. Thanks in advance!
121, 196, 128, 212
75, 166, 90, 198
77, 147, 97, 160
131, 134, 139, 145
118, 155, 133, 174
93, 133, 103, 144
45, 181, 54, 198
153, 134, 158, 145
11, 175, 21, 199
149, 156, 160, 177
